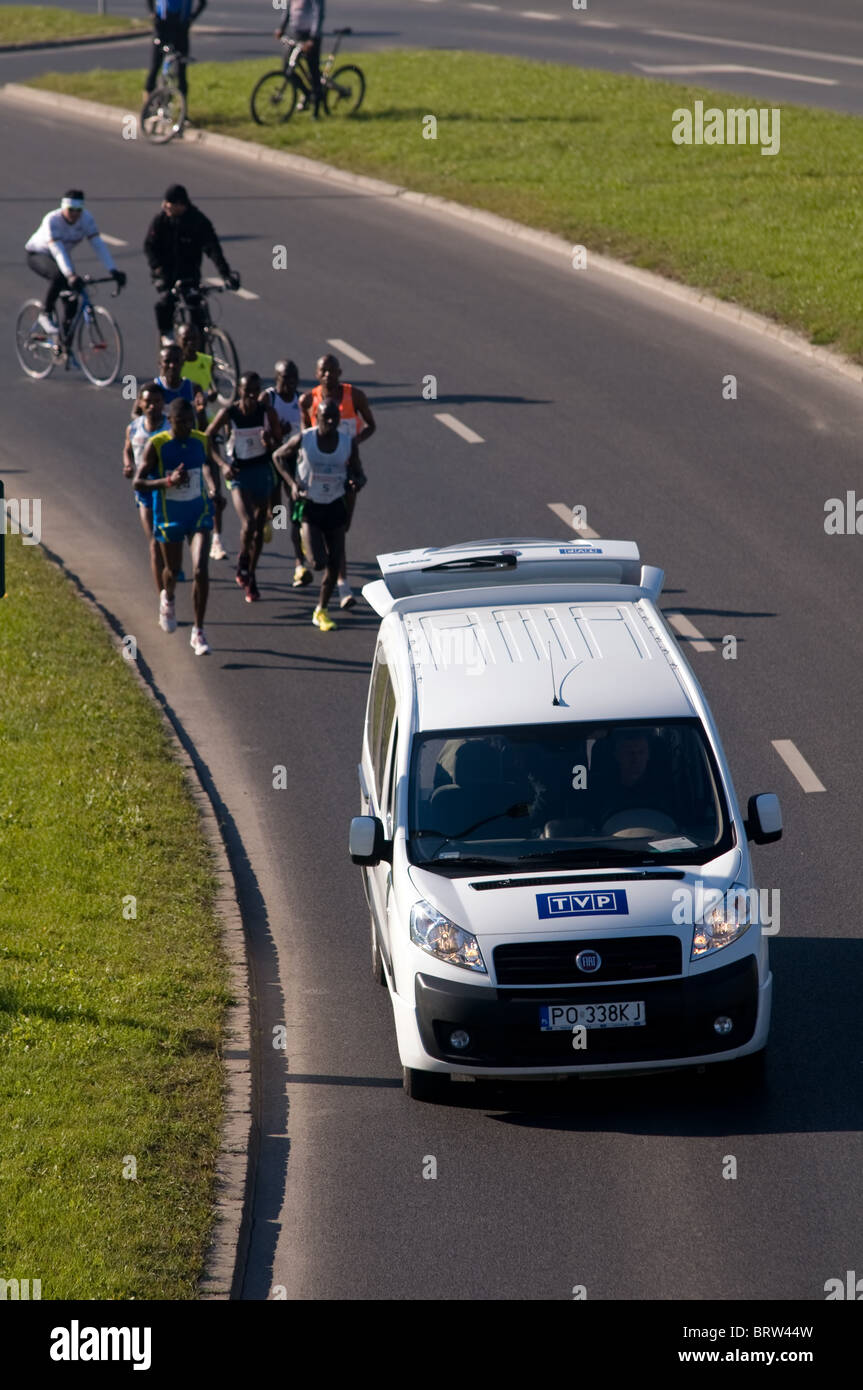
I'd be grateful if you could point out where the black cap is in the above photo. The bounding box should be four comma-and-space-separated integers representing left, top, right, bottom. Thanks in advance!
164, 184, 189, 204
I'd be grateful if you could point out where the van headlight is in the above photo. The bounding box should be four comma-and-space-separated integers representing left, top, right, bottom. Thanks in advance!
410, 900, 487, 973
691, 884, 753, 960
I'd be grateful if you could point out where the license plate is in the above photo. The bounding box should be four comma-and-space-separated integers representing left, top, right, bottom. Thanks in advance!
540, 1001, 646, 1031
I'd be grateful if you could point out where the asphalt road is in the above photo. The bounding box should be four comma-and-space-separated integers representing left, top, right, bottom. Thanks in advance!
5, 0, 863, 113
2, 94, 862, 1301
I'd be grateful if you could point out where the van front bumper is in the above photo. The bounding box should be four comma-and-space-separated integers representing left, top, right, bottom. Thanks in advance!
413, 956, 762, 1069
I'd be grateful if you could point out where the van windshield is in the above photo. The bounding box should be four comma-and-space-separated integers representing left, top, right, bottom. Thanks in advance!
408, 719, 734, 872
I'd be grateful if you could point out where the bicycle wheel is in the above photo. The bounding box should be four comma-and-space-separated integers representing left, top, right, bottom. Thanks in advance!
76, 306, 123, 387
141, 85, 186, 143
324, 65, 365, 117
15, 300, 57, 379
206, 326, 239, 405
251, 70, 298, 126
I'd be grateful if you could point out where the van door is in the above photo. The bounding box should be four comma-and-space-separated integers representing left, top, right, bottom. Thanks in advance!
365, 653, 396, 970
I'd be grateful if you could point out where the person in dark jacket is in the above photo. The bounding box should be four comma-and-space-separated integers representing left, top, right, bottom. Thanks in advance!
143, 183, 239, 342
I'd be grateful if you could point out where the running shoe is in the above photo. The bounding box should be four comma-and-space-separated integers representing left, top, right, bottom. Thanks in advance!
312, 606, 336, 632
159, 590, 177, 633
337, 581, 356, 610
263, 519, 273, 544
210, 536, 229, 561
292, 564, 313, 588
236, 567, 250, 588
190, 627, 211, 656
245, 577, 260, 603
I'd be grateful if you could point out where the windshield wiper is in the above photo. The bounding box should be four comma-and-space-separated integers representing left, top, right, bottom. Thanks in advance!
514, 847, 662, 868
414, 802, 530, 851
419, 855, 520, 870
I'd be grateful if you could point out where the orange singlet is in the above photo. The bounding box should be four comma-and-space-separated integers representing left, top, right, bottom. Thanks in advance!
309, 382, 359, 436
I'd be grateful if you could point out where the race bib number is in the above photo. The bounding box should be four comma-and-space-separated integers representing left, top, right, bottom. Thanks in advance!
175, 466, 202, 497
232, 426, 263, 461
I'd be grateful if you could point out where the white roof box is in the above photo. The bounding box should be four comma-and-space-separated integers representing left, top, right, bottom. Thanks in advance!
363, 538, 663, 617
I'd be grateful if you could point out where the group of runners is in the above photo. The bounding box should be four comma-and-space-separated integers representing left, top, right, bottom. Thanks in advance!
27, 182, 375, 656
124, 345, 376, 655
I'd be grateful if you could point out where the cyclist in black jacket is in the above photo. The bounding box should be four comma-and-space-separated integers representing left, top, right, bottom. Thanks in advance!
143, 183, 240, 343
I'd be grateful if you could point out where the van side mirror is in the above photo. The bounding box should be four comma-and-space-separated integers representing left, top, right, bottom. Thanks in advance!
745, 793, 782, 845
349, 815, 391, 866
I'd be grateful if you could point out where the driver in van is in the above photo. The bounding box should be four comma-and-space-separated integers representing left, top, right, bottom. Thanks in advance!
589, 729, 669, 831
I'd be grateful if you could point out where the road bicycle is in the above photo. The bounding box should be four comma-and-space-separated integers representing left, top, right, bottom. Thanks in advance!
170, 279, 240, 405
250, 27, 365, 126
15, 277, 123, 387
142, 41, 190, 144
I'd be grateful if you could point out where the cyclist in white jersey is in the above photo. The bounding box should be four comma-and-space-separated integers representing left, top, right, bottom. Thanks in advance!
260, 359, 308, 582
25, 189, 126, 334
123, 380, 168, 600
273, 398, 360, 631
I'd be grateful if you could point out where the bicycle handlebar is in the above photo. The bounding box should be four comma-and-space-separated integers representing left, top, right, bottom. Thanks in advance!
80, 275, 123, 298
171, 279, 225, 294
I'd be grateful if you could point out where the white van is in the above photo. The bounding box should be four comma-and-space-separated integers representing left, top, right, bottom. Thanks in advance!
349, 540, 782, 1101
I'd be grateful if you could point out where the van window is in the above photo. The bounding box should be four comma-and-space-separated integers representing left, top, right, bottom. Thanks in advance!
367, 647, 396, 802
382, 722, 399, 831
408, 719, 732, 872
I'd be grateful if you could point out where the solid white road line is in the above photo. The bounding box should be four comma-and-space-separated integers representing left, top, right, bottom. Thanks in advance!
468, 3, 500, 10
771, 739, 826, 793
635, 62, 836, 86
580, 20, 620, 28
435, 413, 485, 443
547, 501, 601, 539
646, 25, 863, 71
326, 337, 374, 365
100, 234, 127, 246
665, 612, 715, 653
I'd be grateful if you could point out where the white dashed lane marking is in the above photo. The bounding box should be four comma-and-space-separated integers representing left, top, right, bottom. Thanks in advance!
635, 62, 836, 85
771, 740, 827, 793
665, 612, 715, 653
100, 235, 127, 247
435, 413, 485, 443
547, 501, 600, 539
326, 338, 375, 365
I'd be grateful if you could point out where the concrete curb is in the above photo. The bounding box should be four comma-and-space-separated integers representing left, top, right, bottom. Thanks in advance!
0, 25, 260, 54
0, 29, 148, 54
4, 81, 862, 387
37, 544, 253, 1302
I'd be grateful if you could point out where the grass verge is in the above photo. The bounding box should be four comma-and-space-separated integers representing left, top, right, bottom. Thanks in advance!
0, 6, 146, 44
0, 538, 229, 1299
28, 50, 863, 358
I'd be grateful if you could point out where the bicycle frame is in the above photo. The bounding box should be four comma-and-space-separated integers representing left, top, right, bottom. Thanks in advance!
58, 279, 118, 356
282, 28, 348, 90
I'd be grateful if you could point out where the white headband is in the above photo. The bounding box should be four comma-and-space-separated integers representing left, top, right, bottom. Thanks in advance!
61, 197, 85, 210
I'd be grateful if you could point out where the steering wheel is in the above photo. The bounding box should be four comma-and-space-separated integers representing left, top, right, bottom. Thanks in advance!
600, 809, 678, 839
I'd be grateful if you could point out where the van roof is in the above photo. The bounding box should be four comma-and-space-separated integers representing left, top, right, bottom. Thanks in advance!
402, 597, 695, 730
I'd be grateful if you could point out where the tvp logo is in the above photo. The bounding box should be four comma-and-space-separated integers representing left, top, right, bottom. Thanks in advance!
536, 890, 629, 919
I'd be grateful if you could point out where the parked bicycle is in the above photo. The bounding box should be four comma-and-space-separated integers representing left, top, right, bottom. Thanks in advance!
15, 276, 123, 387
142, 42, 190, 144
171, 279, 240, 405
250, 27, 365, 126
